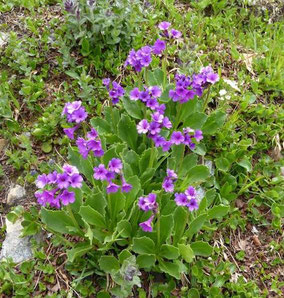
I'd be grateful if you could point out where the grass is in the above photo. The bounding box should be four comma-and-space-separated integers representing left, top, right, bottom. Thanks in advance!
0, 0, 283, 296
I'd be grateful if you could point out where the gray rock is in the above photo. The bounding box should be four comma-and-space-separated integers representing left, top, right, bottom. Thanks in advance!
0, 219, 33, 263
7, 185, 26, 206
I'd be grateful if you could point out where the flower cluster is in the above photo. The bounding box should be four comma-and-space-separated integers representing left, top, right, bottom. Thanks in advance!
174, 186, 199, 211
76, 128, 104, 159
170, 127, 203, 151
124, 46, 155, 72
62, 101, 88, 140
103, 79, 125, 105
169, 67, 219, 103
162, 169, 177, 193
35, 164, 82, 208
93, 158, 132, 194
133, 84, 203, 151
158, 21, 182, 39
62, 101, 88, 123
138, 193, 158, 232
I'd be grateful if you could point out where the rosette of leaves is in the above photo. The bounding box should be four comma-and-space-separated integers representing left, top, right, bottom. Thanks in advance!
62, 0, 145, 74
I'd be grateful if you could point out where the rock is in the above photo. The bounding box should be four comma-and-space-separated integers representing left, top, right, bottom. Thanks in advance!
0, 219, 33, 263
7, 185, 26, 206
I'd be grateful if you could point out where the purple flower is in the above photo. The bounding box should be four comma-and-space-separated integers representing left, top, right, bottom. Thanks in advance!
106, 81, 125, 104
162, 140, 172, 152
93, 164, 108, 180
87, 139, 102, 151
151, 112, 164, 123
187, 198, 199, 211
106, 182, 120, 193
130, 87, 140, 101
139, 215, 154, 232
63, 164, 79, 176
146, 98, 159, 110
185, 186, 196, 199
63, 125, 79, 140
102, 78, 110, 86
149, 121, 161, 135
194, 130, 203, 142
158, 21, 171, 30
170, 131, 185, 145
76, 137, 89, 159
149, 86, 162, 98
138, 193, 157, 212
47, 171, 58, 184
71, 107, 88, 123
57, 173, 70, 189
206, 72, 219, 84
152, 39, 166, 55
93, 149, 104, 157
153, 135, 166, 147
137, 119, 150, 134
35, 174, 48, 189
60, 190, 75, 206
108, 158, 123, 174
174, 193, 188, 206
170, 29, 182, 39
156, 104, 166, 114
162, 178, 174, 193
139, 90, 150, 102
87, 128, 98, 139
69, 173, 83, 188
162, 117, 172, 129
167, 169, 177, 180
105, 171, 115, 182
121, 181, 132, 193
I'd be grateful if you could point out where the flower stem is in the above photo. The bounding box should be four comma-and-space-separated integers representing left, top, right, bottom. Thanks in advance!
202, 85, 211, 112
148, 141, 155, 168
173, 103, 182, 130
156, 209, 161, 248
66, 204, 83, 236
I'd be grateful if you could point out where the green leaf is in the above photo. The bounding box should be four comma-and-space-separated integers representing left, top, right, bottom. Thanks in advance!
41, 142, 52, 153
178, 244, 194, 263
117, 220, 132, 238
140, 168, 155, 186
118, 114, 138, 150
90, 118, 112, 135
184, 112, 208, 129
191, 241, 213, 257
160, 84, 174, 102
99, 256, 120, 273
67, 243, 92, 262
147, 69, 164, 86
180, 99, 198, 120
118, 250, 132, 263
68, 146, 93, 182
159, 260, 180, 279
137, 254, 156, 268
179, 154, 198, 177
207, 205, 229, 220
160, 214, 174, 244
79, 206, 106, 228
122, 149, 140, 175
173, 207, 188, 245
186, 213, 207, 239
160, 244, 179, 260
85, 192, 106, 215
187, 288, 200, 298
132, 237, 155, 254
139, 148, 157, 173
186, 165, 210, 185
122, 96, 143, 119
215, 157, 230, 172
202, 111, 226, 135
237, 159, 252, 172
40, 208, 74, 234
124, 175, 141, 210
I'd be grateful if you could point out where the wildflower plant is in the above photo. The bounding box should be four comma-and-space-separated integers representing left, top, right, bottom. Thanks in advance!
37, 21, 229, 288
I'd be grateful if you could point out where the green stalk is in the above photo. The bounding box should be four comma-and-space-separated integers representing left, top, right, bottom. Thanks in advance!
178, 144, 185, 173
173, 104, 182, 130
156, 209, 161, 248
202, 85, 211, 112
66, 204, 83, 236
148, 141, 155, 168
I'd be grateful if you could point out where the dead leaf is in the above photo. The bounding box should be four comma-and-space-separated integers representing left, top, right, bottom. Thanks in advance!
252, 235, 261, 247
0, 139, 7, 152
223, 78, 241, 92
242, 53, 256, 75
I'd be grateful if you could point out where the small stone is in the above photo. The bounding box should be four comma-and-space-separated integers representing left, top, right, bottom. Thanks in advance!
7, 185, 26, 206
0, 219, 33, 263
